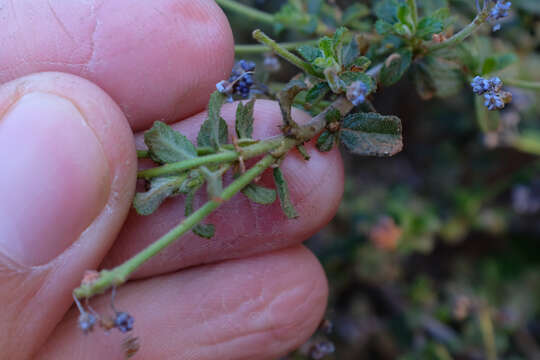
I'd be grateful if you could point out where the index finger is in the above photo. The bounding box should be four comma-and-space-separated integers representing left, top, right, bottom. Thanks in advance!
0, 0, 234, 131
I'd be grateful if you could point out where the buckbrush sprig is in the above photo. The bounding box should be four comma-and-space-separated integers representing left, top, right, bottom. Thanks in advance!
72, 0, 540, 356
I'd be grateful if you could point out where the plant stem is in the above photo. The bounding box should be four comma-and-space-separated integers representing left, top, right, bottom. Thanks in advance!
253, 29, 323, 78
426, 10, 489, 52
138, 138, 283, 179
235, 39, 319, 55
503, 79, 540, 91
137, 150, 149, 159
479, 306, 498, 360
408, 0, 418, 27
74, 154, 278, 299
215, 0, 274, 26
74, 96, 354, 299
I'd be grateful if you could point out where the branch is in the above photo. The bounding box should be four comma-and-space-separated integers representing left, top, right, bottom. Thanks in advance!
426, 10, 489, 52
74, 96, 354, 299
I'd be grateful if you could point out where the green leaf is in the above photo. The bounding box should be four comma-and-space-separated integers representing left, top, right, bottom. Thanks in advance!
305, 82, 330, 104
481, 53, 518, 75
412, 57, 462, 99
349, 57, 371, 72
375, 19, 394, 35
341, 37, 360, 68
297, 45, 322, 62
242, 183, 277, 204
197, 91, 228, 150
318, 37, 337, 61
513, 130, 540, 156
340, 71, 377, 93
144, 121, 197, 164
380, 49, 413, 86
277, 79, 308, 126
416, 16, 445, 40
274, 3, 318, 34
235, 98, 255, 139
317, 130, 336, 152
342, 4, 370, 25
332, 27, 348, 65
340, 112, 403, 157
134, 176, 185, 216
396, 3, 414, 30
184, 188, 215, 239
273, 167, 298, 219
374, 0, 399, 24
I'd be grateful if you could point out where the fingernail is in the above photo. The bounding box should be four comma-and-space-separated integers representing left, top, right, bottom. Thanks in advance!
0, 92, 110, 266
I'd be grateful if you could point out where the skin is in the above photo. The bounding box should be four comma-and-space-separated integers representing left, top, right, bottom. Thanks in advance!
0, 1, 344, 359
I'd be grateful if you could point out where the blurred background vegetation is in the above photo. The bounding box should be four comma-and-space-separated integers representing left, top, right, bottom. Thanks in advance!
220, 0, 540, 358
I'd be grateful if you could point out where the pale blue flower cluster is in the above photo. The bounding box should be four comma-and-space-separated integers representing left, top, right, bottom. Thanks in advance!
488, 0, 511, 32
346, 81, 368, 106
470, 76, 508, 111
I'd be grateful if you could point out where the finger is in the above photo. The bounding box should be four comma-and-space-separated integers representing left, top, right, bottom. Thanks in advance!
0, 72, 136, 358
40, 246, 328, 360
0, 0, 234, 130
102, 100, 344, 278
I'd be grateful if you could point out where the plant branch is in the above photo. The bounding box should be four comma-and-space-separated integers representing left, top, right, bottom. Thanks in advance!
138, 138, 283, 179
408, 0, 418, 27
253, 29, 323, 78
235, 39, 319, 55
426, 10, 489, 52
503, 79, 540, 91
74, 154, 278, 299
215, 0, 274, 26
74, 96, 354, 299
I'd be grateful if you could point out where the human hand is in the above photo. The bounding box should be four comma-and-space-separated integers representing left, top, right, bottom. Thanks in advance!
0, 1, 344, 358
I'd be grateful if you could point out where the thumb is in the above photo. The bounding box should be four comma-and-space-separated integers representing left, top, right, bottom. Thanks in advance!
0, 73, 136, 358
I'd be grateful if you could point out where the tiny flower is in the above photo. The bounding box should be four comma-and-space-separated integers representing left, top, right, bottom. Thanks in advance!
239, 59, 256, 72
78, 312, 97, 334
471, 76, 490, 95
227, 60, 257, 99
488, 0, 511, 32
216, 80, 232, 94
484, 91, 505, 110
310, 341, 336, 359
114, 312, 134, 333
346, 81, 368, 106
263, 54, 281, 72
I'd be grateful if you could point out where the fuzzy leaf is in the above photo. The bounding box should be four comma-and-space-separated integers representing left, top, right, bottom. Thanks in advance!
235, 98, 255, 139
341, 38, 360, 68
277, 80, 308, 126
340, 112, 403, 157
197, 91, 228, 150
144, 121, 197, 164
416, 16, 445, 40
242, 183, 277, 205
305, 82, 330, 104
274, 4, 318, 34
380, 49, 413, 86
349, 57, 371, 72
342, 4, 370, 25
134, 176, 185, 216
340, 71, 377, 93
318, 37, 336, 61
297, 45, 322, 62
374, 0, 399, 24
273, 167, 298, 219
481, 53, 518, 75
184, 188, 216, 239
317, 130, 336, 152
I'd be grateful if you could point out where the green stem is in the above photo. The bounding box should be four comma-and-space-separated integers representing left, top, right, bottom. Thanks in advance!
426, 11, 488, 52
503, 79, 540, 91
252, 29, 323, 78
137, 150, 149, 159
407, 0, 418, 27
235, 39, 319, 55
138, 138, 282, 179
479, 307, 498, 360
74, 96, 354, 299
74, 154, 278, 299
215, 0, 274, 25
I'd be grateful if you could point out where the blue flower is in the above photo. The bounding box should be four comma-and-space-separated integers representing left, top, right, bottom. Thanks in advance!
78, 313, 97, 334
488, 0, 511, 32
471, 76, 491, 95
484, 91, 505, 110
114, 312, 134, 333
346, 81, 368, 106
